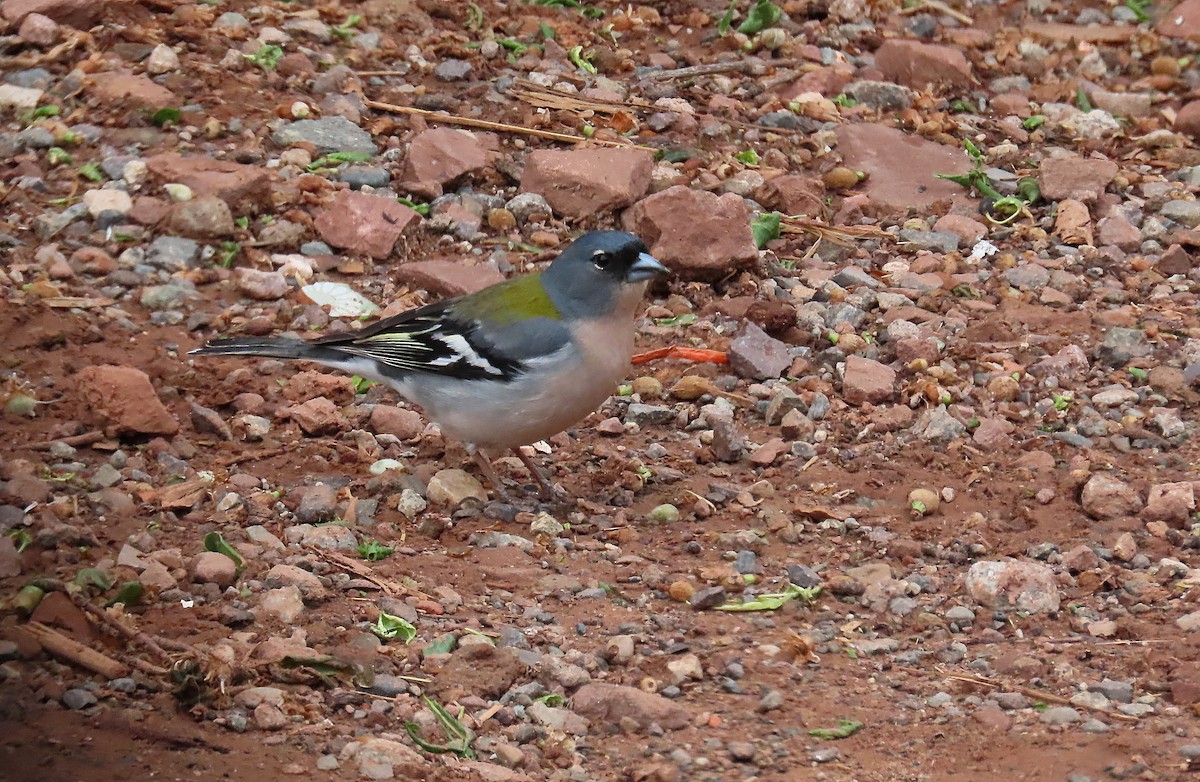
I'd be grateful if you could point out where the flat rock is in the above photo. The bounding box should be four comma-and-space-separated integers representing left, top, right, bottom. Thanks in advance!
259, 585, 305, 623
167, 195, 235, 238
728, 322, 790, 380
369, 405, 424, 440
264, 564, 329, 601
1158, 0, 1200, 40
394, 259, 504, 297
145, 153, 271, 211
313, 190, 419, 258
400, 128, 497, 198
874, 39, 973, 88
1039, 156, 1119, 201
190, 551, 237, 587
622, 185, 758, 280
87, 71, 178, 109
427, 469, 486, 506
287, 397, 348, 435
520, 148, 652, 218
836, 124, 971, 215
234, 267, 289, 300
842, 355, 896, 404
1081, 473, 1143, 519
75, 364, 179, 436
1176, 100, 1200, 141
571, 683, 692, 732
965, 559, 1061, 614
1, 0, 105, 29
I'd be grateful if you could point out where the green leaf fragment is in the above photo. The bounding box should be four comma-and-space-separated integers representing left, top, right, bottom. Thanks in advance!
357, 539, 394, 562
737, 0, 781, 35
203, 531, 246, 574
715, 582, 821, 612
653, 313, 697, 327
151, 107, 181, 127
77, 162, 103, 181
751, 211, 782, 248
108, 581, 144, 607
9, 529, 32, 553
74, 568, 113, 592
405, 696, 476, 758
717, 0, 738, 34
734, 148, 760, 166
370, 611, 417, 642
567, 46, 597, 75
13, 584, 45, 616
808, 719, 863, 740
245, 44, 284, 70
424, 633, 456, 656
654, 148, 692, 163
396, 197, 431, 216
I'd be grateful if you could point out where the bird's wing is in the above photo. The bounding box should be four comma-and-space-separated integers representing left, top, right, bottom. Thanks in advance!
309, 297, 571, 382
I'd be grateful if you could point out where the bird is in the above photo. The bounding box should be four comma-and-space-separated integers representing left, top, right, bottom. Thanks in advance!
190, 231, 667, 498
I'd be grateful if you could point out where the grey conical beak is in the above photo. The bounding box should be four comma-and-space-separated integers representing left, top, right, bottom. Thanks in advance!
627, 252, 668, 283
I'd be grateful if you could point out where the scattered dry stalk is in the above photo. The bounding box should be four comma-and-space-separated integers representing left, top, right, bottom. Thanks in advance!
364, 98, 655, 150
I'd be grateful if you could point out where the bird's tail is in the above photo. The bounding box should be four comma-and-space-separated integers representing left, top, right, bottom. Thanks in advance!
190, 337, 324, 361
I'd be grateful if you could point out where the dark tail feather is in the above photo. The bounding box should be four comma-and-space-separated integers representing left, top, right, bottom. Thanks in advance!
190, 337, 325, 361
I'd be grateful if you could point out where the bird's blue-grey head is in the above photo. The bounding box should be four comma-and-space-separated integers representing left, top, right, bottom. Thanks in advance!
542, 231, 667, 318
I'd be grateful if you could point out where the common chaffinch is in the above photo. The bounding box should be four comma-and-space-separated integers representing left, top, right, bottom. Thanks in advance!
191, 231, 667, 496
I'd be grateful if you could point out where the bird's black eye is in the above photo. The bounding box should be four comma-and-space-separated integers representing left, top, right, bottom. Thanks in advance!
592, 250, 611, 270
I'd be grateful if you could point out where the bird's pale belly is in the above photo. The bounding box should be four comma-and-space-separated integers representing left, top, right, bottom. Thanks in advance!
399, 317, 635, 450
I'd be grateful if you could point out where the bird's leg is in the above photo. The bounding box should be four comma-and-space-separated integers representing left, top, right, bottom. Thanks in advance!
467, 445, 507, 494
513, 448, 570, 501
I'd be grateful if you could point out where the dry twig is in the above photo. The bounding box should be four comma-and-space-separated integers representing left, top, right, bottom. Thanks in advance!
647, 58, 801, 81
22, 622, 128, 679
364, 98, 655, 150
898, 0, 975, 25
27, 430, 107, 450
899, 666, 1140, 723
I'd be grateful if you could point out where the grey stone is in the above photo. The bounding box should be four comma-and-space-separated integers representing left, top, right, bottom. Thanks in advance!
272, 116, 377, 156
690, 585, 727, 610
62, 688, 97, 710
899, 228, 959, 253
434, 59, 473, 81
832, 266, 883, 289
844, 80, 914, 111
16, 126, 54, 149
787, 564, 821, 588
300, 241, 333, 256
1003, 263, 1051, 290
625, 403, 675, 426
89, 463, 123, 489
505, 193, 553, 224
213, 12, 250, 30
1038, 706, 1082, 725
945, 605, 976, 624
1099, 327, 1151, 366
139, 284, 195, 311
147, 236, 198, 270
339, 165, 391, 190
913, 407, 966, 443
34, 203, 88, 239
1089, 679, 1133, 704
1161, 200, 1200, 228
